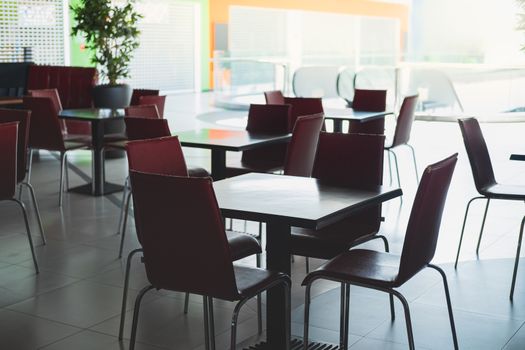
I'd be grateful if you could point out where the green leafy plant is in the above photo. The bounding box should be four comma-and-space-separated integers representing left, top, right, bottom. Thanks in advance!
71, 0, 142, 85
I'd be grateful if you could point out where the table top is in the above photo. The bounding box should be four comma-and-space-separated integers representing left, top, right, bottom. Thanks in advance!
59, 108, 125, 121
214, 173, 402, 229
176, 128, 292, 152
0, 97, 23, 106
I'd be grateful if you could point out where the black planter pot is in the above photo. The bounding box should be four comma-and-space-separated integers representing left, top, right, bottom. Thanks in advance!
92, 84, 132, 108
92, 84, 132, 159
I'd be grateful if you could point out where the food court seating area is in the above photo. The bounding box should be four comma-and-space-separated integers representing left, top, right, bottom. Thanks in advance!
0, 89, 524, 350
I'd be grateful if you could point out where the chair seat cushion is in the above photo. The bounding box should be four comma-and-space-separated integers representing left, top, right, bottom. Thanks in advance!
234, 265, 288, 298
291, 219, 379, 260
482, 184, 525, 200
188, 166, 210, 178
303, 249, 402, 288
226, 230, 261, 261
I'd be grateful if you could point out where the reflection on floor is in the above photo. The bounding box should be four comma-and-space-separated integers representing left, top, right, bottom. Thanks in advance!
0, 92, 524, 349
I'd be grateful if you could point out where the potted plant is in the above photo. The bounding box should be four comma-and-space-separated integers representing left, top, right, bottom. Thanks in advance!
71, 0, 142, 108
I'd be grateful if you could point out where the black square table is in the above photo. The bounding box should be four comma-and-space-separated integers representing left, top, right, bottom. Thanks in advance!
324, 107, 392, 134
213, 173, 403, 349
59, 108, 125, 196
176, 128, 292, 180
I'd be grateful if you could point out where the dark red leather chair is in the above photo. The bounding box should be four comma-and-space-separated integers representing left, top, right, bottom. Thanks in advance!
302, 154, 459, 350
0, 109, 46, 245
23, 96, 90, 206
264, 90, 285, 104
384, 95, 419, 187
225, 104, 291, 177
28, 88, 91, 144
124, 104, 160, 119
26, 65, 96, 135
127, 171, 290, 350
138, 95, 166, 118
283, 113, 324, 177
130, 89, 159, 106
119, 137, 265, 345
116, 118, 209, 257
284, 97, 324, 132
0, 122, 39, 273
456, 117, 525, 300
351, 89, 387, 112
291, 132, 387, 273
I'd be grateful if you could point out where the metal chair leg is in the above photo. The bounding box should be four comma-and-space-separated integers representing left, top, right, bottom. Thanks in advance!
11, 199, 39, 273
21, 182, 46, 245
118, 191, 133, 258
390, 150, 401, 189
59, 152, 67, 207
129, 285, 154, 350
407, 144, 419, 183
303, 283, 312, 350
455, 196, 485, 268
118, 248, 143, 340
230, 297, 249, 350
428, 264, 459, 349
208, 297, 216, 350
387, 149, 393, 186
27, 149, 34, 184
510, 216, 525, 300
116, 177, 129, 235
391, 290, 415, 350
374, 235, 396, 320
64, 153, 70, 191
256, 223, 263, 334
203, 296, 210, 350
305, 257, 310, 274
476, 198, 491, 255
343, 284, 350, 350
20, 149, 34, 200
184, 292, 190, 314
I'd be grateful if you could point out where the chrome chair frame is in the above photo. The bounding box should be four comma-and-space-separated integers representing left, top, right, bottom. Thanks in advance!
303, 264, 458, 350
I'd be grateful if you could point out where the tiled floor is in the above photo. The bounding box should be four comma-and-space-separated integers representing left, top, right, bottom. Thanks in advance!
1, 92, 525, 349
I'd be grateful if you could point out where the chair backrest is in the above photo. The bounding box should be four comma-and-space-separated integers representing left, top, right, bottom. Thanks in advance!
129, 171, 240, 300
23, 96, 65, 151
241, 104, 291, 167
351, 89, 387, 112
0, 122, 18, 199
28, 89, 63, 111
125, 117, 171, 141
458, 118, 496, 191
264, 90, 285, 105
312, 132, 386, 235
397, 154, 458, 283
284, 113, 324, 177
313, 132, 385, 187
392, 95, 419, 147
28, 89, 66, 134
283, 97, 324, 132
126, 136, 188, 177
125, 105, 160, 119
130, 89, 159, 106
139, 95, 166, 118
0, 109, 31, 183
